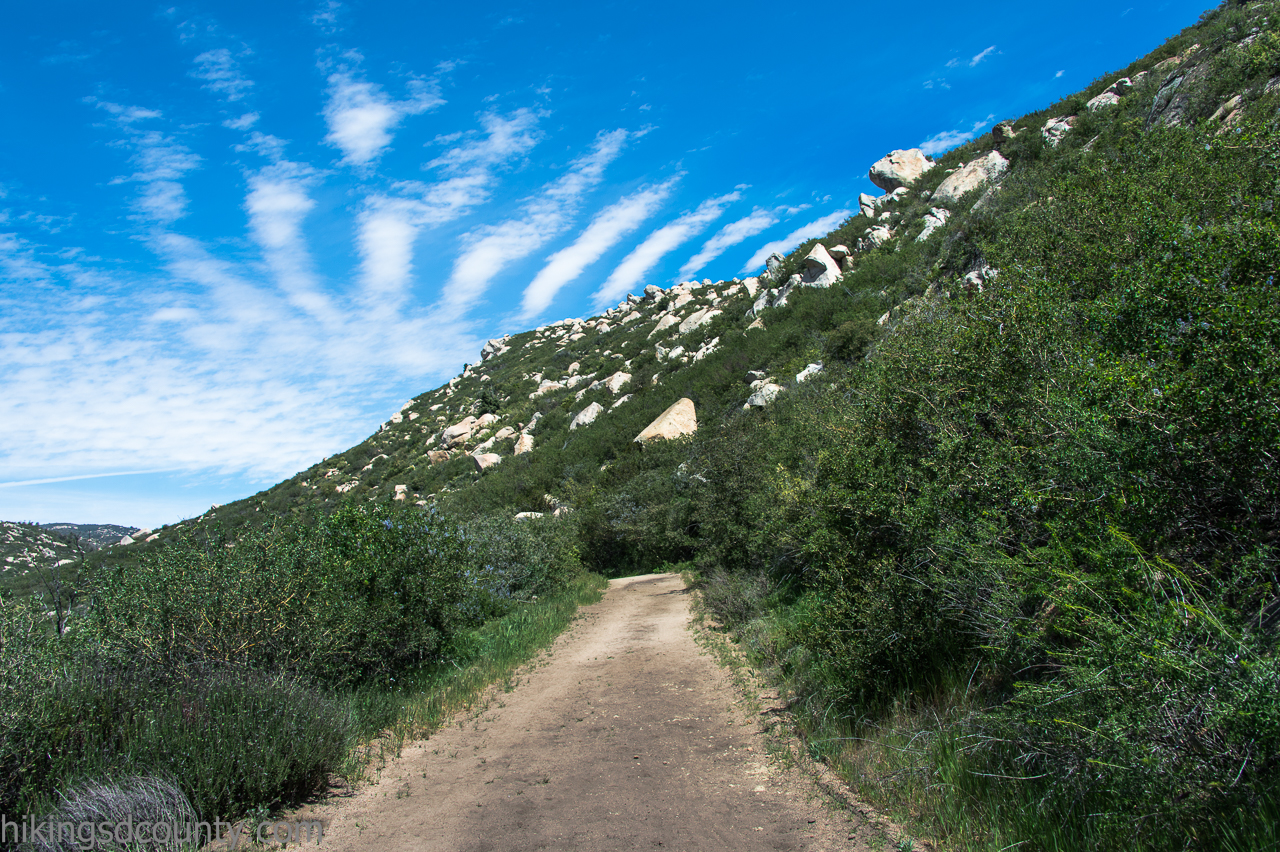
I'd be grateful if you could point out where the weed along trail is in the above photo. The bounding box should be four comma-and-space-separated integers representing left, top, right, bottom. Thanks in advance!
298, 574, 875, 851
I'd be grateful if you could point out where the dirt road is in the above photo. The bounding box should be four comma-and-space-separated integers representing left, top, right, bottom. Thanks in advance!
300, 574, 876, 851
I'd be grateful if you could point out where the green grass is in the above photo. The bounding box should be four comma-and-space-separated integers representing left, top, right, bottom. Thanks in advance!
342, 570, 608, 776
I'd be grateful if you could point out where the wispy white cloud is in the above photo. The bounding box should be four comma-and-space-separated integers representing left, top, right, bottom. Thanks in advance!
90, 100, 202, 225
223, 112, 259, 130
593, 191, 740, 308
520, 177, 677, 319
0, 470, 182, 488
347, 109, 549, 319
41, 47, 96, 66
740, 209, 851, 274
427, 108, 541, 173
1, 78, 501, 519
322, 54, 445, 167
192, 48, 254, 101
355, 193, 430, 315
312, 0, 344, 33
235, 131, 289, 161
1055, 69, 1066, 78
970, 45, 997, 67
918, 114, 995, 156
0, 233, 53, 283
244, 160, 336, 320
679, 207, 779, 279
443, 128, 630, 312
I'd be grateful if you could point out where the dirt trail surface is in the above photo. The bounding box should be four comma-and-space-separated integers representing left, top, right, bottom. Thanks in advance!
298, 574, 877, 851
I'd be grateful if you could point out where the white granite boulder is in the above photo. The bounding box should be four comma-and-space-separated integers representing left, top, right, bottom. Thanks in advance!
634, 398, 698, 445
443, 416, 477, 447
796, 362, 823, 383
744, 383, 784, 409
801, 244, 842, 287
471, 453, 503, 471
863, 225, 894, 249
480, 336, 511, 361
932, 151, 1010, 206
604, 371, 632, 394
679, 307, 722, 334
916, 207, 951, 242
1041, 116, 1076, 147
570, 402, 604, 430
648, 313, 680, 338
869, 148, 935, 192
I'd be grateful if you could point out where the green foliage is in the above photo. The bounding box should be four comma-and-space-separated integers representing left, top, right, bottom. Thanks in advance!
18, 6, 1280, 845
89, 506, 467, 687
1, 548, 599, 827
693, 73, 1280, 850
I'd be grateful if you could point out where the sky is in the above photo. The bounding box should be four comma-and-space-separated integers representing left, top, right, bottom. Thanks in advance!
1, 0, 1214, 527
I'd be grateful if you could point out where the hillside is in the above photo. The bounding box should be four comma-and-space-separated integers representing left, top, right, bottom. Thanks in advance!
7, 2, 1280, 849
104, 2, 1275, 559
40, 522, 139, 550
0, 521, 81, 590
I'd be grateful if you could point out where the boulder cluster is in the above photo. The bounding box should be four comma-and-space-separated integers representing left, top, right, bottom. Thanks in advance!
322, 120, 1044, 514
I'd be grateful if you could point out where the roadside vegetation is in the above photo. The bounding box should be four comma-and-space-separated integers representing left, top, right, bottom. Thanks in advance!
0, 506, 598, 831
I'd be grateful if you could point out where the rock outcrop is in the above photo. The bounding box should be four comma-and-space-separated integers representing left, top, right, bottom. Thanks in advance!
471, 453, 502, 471
763, 253, 785, 281
443, 416, 477, 447
916, 207, 951, 242
801, 244, 842, 287
1148, 47, 1209, 128
863, 225, 894, 249
1041, 116, 1076, 148
744, 383, 783, 409
570, 402, 604, 430
796, 362, 823, 383
1087, 78, 1132, 112
869, 149, 935, 191
634, 398, 698, 445
480, 336, 511, 361
678, 307, 722, 334
991, 120, 1019, 148
932, 151, 1010, 206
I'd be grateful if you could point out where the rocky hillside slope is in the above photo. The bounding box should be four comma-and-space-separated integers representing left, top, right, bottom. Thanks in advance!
0, 522, 82, 589
40, 522, 139, 550
85, 3, 1267, 548
117, 1, 1273, 557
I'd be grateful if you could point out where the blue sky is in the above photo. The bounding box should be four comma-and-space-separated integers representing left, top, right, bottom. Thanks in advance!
1, 0, 1213, 527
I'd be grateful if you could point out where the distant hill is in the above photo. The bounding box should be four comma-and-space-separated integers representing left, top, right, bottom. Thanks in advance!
40, 522, 139, 550
0, 521, 83, 591
0, 521, 138, 597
